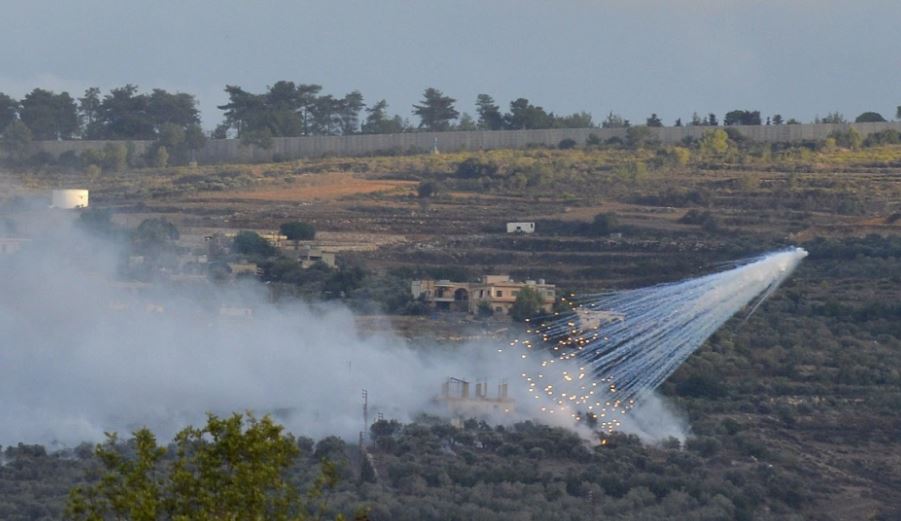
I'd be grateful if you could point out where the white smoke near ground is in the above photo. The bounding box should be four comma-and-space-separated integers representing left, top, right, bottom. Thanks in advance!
0, 205, 798, 449
0, 209, 614, 447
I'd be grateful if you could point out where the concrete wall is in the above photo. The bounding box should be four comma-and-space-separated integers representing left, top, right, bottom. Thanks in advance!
20, 121, 901, 165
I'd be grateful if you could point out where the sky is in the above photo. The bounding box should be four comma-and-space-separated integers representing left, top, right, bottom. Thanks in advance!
1, 0, 899, 129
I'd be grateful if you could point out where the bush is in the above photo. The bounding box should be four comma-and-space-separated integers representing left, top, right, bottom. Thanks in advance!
510, 286, 544, 322
589, 212, 619, 236
557, 138, 577, 150
233, 231, 276, 257
455, 157, 499, 179
417, 180, 441, 198
279, 221, 316, 241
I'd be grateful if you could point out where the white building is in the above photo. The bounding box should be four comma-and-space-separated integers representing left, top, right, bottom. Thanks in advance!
506, 222, 535, 234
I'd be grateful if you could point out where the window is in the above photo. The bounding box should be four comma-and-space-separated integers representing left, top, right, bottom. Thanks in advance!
512, 290, 519, 296
495, 290, 503, 297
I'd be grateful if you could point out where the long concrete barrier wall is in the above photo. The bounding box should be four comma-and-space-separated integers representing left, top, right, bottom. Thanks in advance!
21, 121, 901, 165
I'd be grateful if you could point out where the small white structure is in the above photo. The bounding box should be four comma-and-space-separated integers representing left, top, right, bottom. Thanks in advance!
506, 222, 535, 234
51, 189, 89, 209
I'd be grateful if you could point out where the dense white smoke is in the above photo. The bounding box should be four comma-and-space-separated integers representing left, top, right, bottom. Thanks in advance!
4, 206, 796, 448
0, 209, 601, 447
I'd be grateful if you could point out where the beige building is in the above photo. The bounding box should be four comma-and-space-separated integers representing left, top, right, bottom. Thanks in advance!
411, 275, 555, 315
296, 246, 337, 269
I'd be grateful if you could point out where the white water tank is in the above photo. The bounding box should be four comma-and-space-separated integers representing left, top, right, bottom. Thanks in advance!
51, 189, 89, 209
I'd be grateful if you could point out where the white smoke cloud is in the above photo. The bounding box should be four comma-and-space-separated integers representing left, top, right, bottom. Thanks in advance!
0, 206, 693, 448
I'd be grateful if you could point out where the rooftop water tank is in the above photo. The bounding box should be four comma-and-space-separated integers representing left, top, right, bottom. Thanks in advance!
51, 189, 89, 209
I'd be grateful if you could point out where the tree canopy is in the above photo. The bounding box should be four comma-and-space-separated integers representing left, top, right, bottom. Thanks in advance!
412, 88, 459, 131
66, 413, 337, 521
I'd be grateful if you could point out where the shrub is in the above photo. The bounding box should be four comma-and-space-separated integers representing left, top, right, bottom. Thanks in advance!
557, 138, 577, 150
279, 221, 316, 241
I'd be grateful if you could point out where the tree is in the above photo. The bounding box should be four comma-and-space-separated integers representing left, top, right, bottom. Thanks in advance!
475, 94, 504, 130
362, 100, 404, 134
0, 92, 18, 130
896, 106, 901, 120
625, 126, 656, 149
78, 87, 103, 138
646, 113, 663, 127
505, 98, 553, 129
152, 146, 169, 168
234, 230, 276, 257
510, 287, 544, 322
554, 111, 593, 128
102, 142, 128, 172
133, 218, 179, 254
412, 88, 458, 131
184, 123, 207, 158
698, 128, 734, 160
1, 120, 32, 162
818, 112, 846, 124
280, 221, 316, 241
66, 413, 334, 521
457, 113, 477, 131
724, 110, 761, 126
589, 212, 619, 236
147, 89, 200, 131
97, 85, 156, 139
417, 180, 442, 198
602, 112, 629, 128
854, 111, 886, 123
336, 90, 365, 134
19, 88, 79, 139
772, 114, 784, 125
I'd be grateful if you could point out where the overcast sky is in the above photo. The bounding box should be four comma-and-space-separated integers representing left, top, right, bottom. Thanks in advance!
1, 0, 898, 128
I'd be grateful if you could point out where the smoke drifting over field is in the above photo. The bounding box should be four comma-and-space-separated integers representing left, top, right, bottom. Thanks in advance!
1, 207, 802, 448
0, 211, 598, 446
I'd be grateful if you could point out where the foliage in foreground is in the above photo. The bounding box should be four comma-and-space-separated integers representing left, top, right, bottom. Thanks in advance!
65, 413, 346, 521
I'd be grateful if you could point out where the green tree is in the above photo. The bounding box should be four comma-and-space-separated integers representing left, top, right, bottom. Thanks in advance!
772, 114, 784, 125
0, 92, 18, 130
1, 120, 33, 162
412, 88, 458, 131
280, 221, 316, 241
152, 146, 169, 168
554, 112, 593, 128
97, 85, 156, 139
456, 113, 477, 131
337, 90, 365, 135
184, 123, 207, 161
66, 413, 331, 521
78, 87, 103, 138
417, 180, 441, 198
19, 88, 79, 140
896, 106, 901, 120
362, 100, 404, 134
724, 110, 761, 126
133, 218, 179, 254
147, 88, 200, 131
854, 111, 886, 123
589, 212, 619, 236
510, 286, 544, 322
475, 94, 504, 130
645, 113, 663, 127
698, 128, 734, 160
625, 126, 656, 149
818, 112, 846, 124
102, 142, 128, 172
234, 230, 276, 257
505, 98, 553, 130
602, 112, 629, 128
